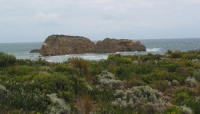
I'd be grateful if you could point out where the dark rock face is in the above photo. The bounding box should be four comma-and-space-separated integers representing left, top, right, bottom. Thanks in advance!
40, 35, 146, 56
30, 49, 41, 53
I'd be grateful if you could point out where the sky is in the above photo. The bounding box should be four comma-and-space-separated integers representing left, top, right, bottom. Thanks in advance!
0, 0, 200, 43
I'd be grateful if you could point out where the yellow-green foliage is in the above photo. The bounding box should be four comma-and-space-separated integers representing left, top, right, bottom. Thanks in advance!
172, 88, 194, 105
143, 70, 184, 83
108, 54, 133, 65
165, 106, 183, 114
8, 65, 35, 75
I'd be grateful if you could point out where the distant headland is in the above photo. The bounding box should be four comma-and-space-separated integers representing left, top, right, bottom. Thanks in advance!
31, 35, 146, 56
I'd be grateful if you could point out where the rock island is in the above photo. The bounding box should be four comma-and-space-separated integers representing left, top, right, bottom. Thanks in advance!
39, 35, 146, 56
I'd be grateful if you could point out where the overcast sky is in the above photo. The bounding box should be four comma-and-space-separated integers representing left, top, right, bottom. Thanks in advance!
0, 0, 200, 43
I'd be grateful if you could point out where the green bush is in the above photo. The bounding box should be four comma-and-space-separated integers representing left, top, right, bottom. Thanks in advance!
8, 65, 35, 76
176, 67, 194, 78
172, 88, 194, 105
165, 63, 179, 72
89, 60, 109, 76
0, 52, 16, 67
116, 65, 133, 80
170, 51, 182, 58
55, 64, 77, 76
126, 75, 145, 88
90, 88, 115, 102
193, 71, 200, 81
32, 73, 75, 102
108, 54, 133, 66
185, 98, 200, 114
0, 82, 50, 113
165, 106, 183, 114
137, 64, 154, 75
69, 75, 87, 95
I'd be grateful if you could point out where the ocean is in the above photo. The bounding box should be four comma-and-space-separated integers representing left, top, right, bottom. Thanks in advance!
0, 38, 200, 62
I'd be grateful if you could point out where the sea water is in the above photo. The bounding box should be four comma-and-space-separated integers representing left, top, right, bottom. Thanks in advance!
0, 38, 200, 62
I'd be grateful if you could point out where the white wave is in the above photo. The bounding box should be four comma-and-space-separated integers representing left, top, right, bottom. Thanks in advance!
146, 48, 160, 52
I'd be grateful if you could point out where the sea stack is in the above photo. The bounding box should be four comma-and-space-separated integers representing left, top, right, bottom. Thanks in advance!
40, 35, 95, 56
94, 38, 146, 53
40, 35, 146, 56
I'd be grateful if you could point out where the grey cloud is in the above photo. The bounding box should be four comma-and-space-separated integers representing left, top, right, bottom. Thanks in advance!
0, 0, 200, 42
35, 12, 61, 24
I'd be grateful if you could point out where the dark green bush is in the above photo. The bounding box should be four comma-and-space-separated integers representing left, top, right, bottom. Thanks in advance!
170, 51, 182, 58
32, 73, 75, 102
185, 98, 200, 114
116, 65, 133, 80
89, 60, 109, 76
90, 88, 114, 102
0, 52, 16, 67
128, 64, 154, 75
69, 75, 87, 95
143, 69, 185, 84
193, 71, 200, 81
165, 63, 179, 72
0, 82, 50, 113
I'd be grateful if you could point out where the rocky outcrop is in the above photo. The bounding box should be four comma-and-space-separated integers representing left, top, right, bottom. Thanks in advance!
40, 35, 95, 56
30, 49, 41, 53
94, 38, 145, 53
40, 35, 146, 56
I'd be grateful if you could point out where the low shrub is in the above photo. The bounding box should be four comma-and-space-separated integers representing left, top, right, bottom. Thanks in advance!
47, 93, 71, 114
112, 86, 165, 113
182, 105, 193, 114
90, 88, 115, 102
165, 106, 183, 114
94, 71, 123, 90
89, 60, 109, 76
193, 71, 200, 81
32, 73, 75, 102
172, 79, 179, 86
0, 82, 50, 113
116, 65, 133, 80
170, 51, 182, 58
8, 65, 35, 76
150, 80, 169, 91
185, 97, 200, 114
126, 75, 145, 88
55, 64, 77, 76
0, 52, 16, 67
185, 77, 198, 87
172, 88, 194, 105
68, 57, 89, 77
